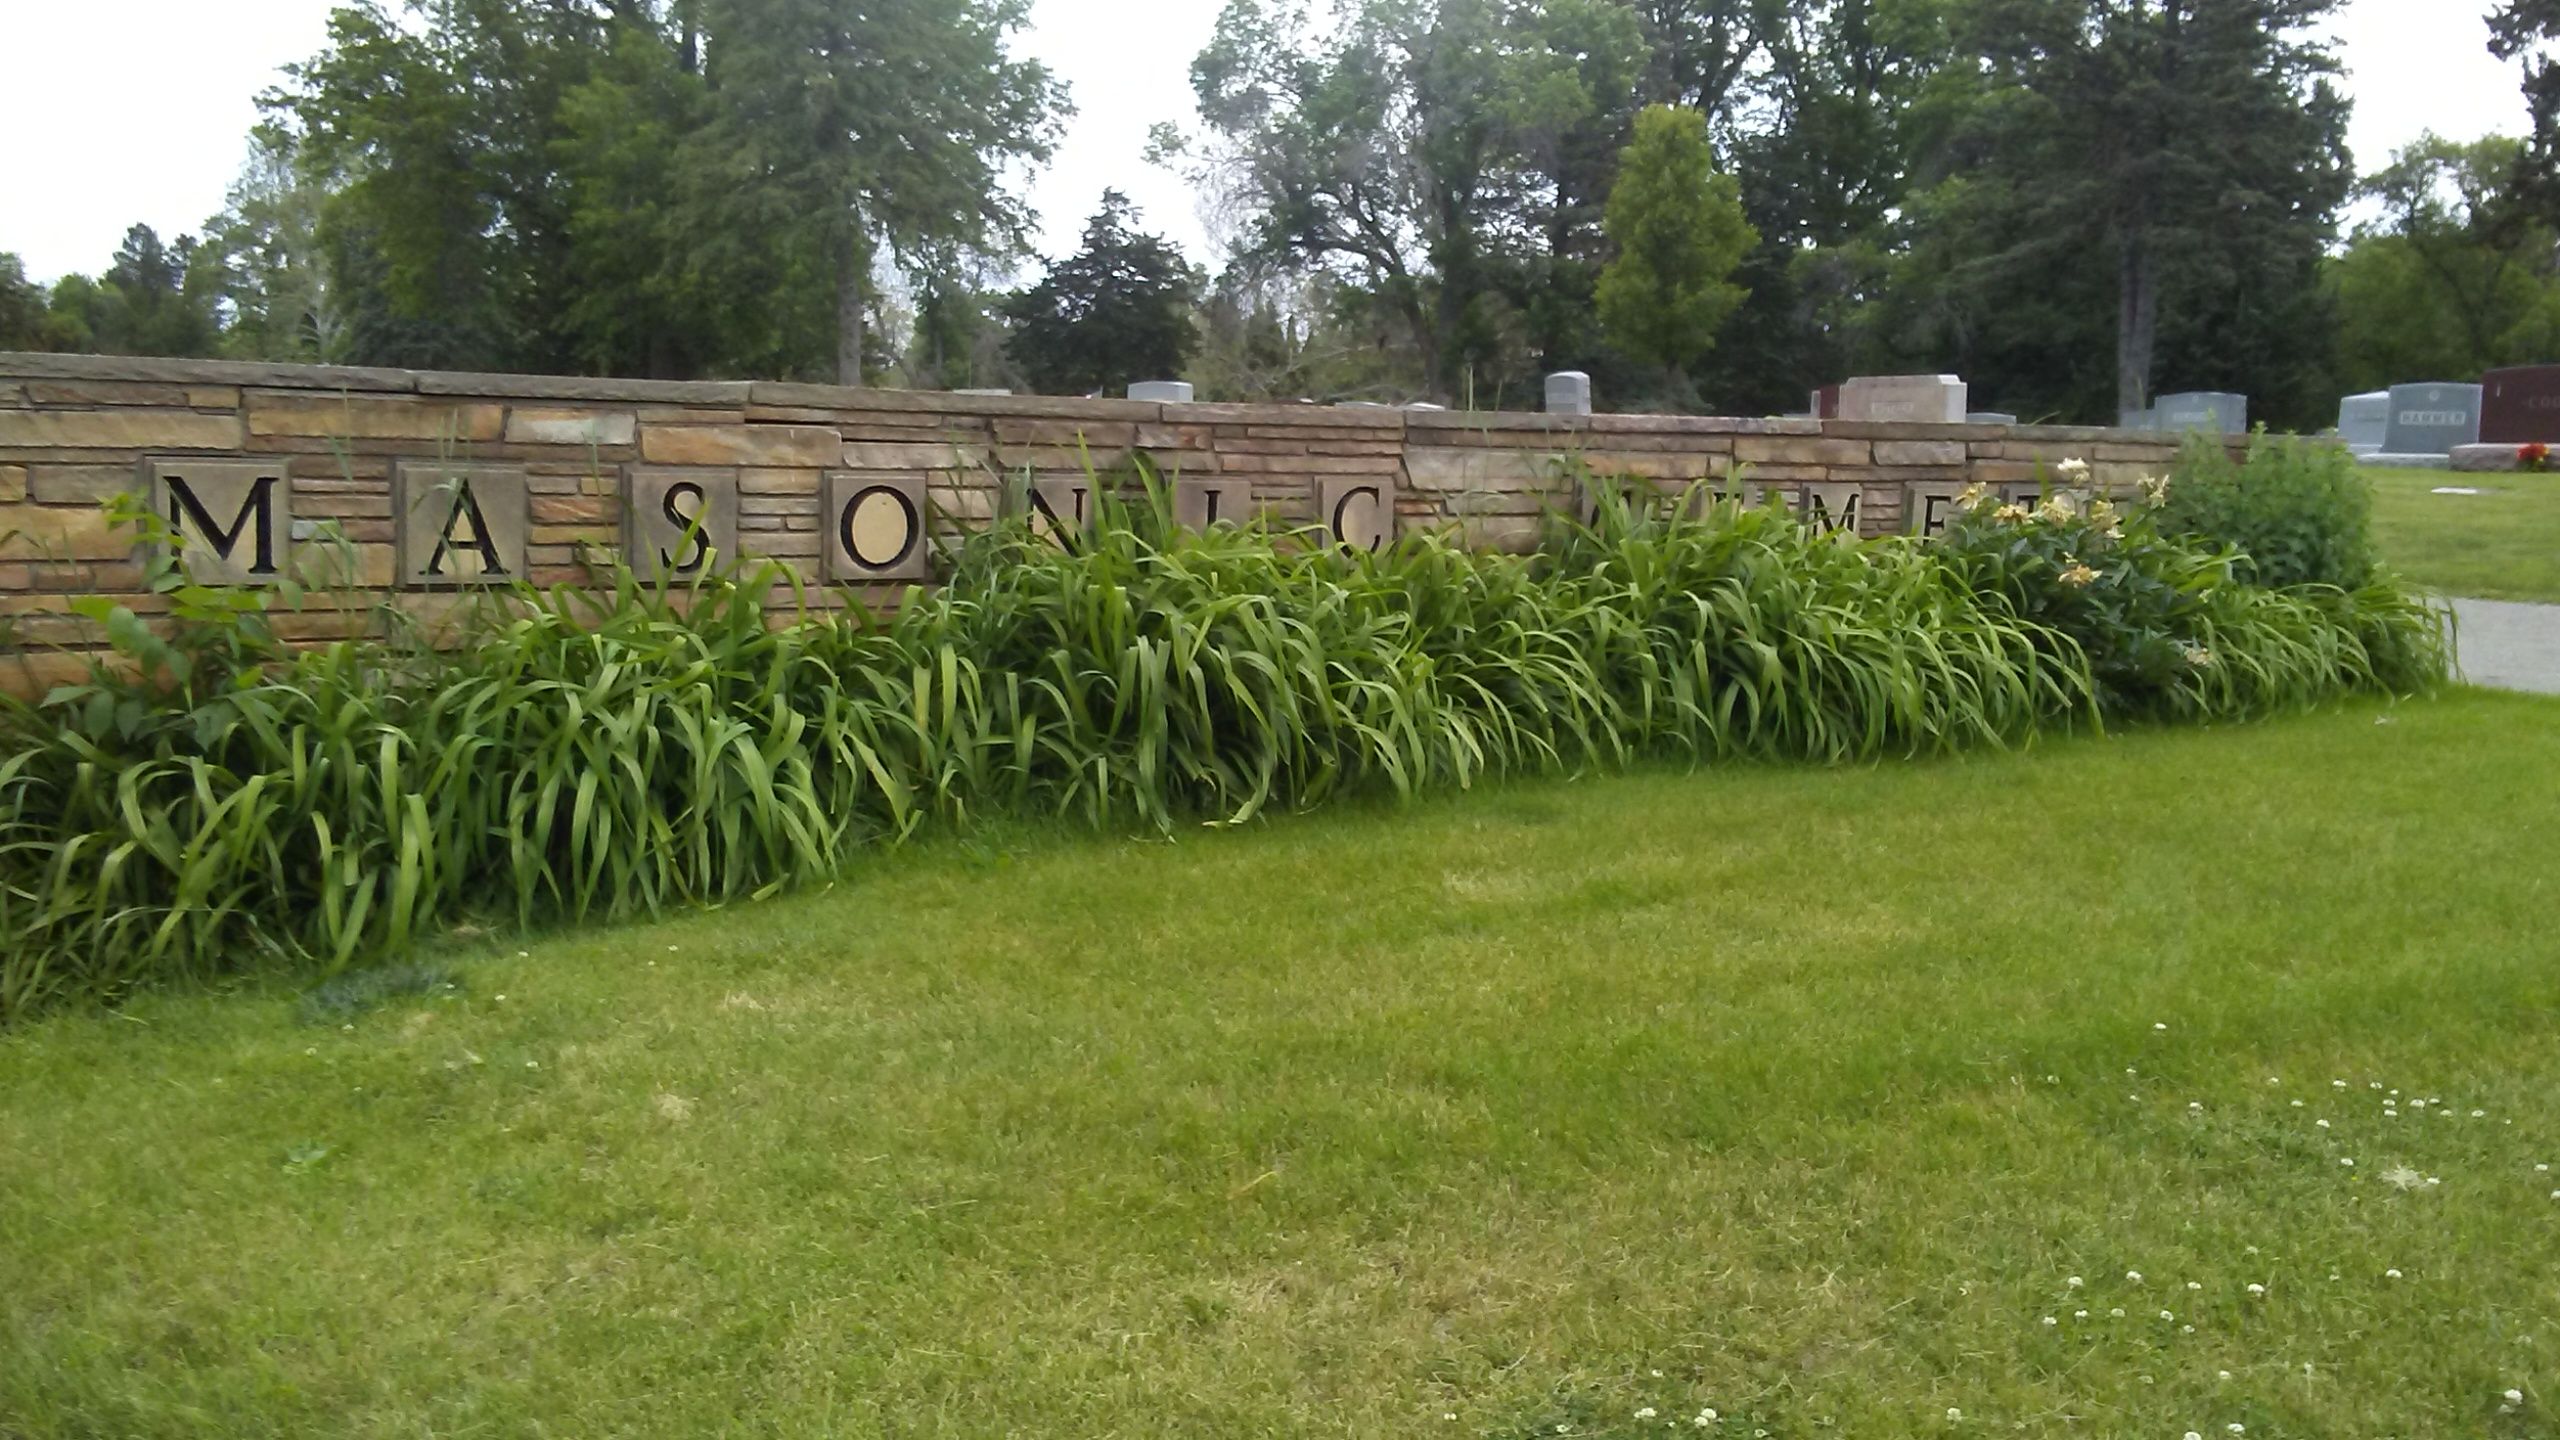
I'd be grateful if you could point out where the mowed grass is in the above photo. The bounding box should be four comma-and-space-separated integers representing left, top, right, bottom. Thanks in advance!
2368, 465, 2560, 602
4, 692, 2558, 1438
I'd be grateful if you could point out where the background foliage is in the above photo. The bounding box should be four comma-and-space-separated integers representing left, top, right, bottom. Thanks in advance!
11, 0, 2560, 423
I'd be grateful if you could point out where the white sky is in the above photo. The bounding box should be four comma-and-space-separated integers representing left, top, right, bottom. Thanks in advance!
0, 0, 2533, 285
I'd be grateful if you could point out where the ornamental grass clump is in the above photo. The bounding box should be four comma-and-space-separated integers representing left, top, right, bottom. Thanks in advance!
0, 472, 2446, 1023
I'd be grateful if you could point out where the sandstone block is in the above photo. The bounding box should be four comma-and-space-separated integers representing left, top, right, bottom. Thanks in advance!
247, 393, 502, 442
842, 441, 988, 471
1734, 436, 1872, 467
504, 407, 639, 447
0, 501, 135, 561
639, 424, 840, 467
0, 466, 20, 503
0, 408, 244, 450
1873, 441, 1968, 467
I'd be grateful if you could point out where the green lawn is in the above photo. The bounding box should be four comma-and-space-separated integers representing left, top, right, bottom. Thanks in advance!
5, 692, 2559, 1438
2369, 465, 2560, 603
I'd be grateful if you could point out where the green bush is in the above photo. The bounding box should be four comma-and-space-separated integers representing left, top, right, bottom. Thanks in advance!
0, 479, 2447, 1023
2157, 432, 2377, 589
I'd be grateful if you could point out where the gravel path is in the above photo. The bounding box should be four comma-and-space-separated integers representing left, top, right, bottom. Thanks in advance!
2450, 598, 2560, 695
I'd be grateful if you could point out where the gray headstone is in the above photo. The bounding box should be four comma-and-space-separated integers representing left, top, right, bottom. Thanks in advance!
2118, 406, 2155, 431
1127, 380, 1194, 403
1966, 411, 2017, 426
2153, 392, 2247, 434
2383, 382, 2483, 456
2337, 392, 2390, 453
1544, 371, 1592, 416
1838, 374, 1966, 423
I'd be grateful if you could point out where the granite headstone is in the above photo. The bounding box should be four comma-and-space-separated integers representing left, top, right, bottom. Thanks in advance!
1838, 374, 1965, 423
2383, 382, 2482, 456
2478, 366, 2560, 445
2153, 391, 2247, 434
1544, 371, 1593, 416
2336, 392, 2389, 453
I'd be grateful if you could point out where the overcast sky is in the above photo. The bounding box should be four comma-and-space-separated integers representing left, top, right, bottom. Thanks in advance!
0, 0, 2534, 285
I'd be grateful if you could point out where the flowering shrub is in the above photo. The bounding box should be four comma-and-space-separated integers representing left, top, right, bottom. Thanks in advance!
1936, 477, 2444, 720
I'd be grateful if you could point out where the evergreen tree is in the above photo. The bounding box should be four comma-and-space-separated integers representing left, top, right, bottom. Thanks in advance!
0, 256, 46, 351
1884, 0, 2351, 426
1002, 193, 1203, 396
1595, 106, 1756, 399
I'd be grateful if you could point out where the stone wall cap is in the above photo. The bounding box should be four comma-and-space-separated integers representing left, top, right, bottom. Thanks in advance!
417, 371, 752, 404
0, 350, 422, 393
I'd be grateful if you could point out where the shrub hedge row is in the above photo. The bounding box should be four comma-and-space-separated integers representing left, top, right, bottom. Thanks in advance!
0, 469, 2447, 1023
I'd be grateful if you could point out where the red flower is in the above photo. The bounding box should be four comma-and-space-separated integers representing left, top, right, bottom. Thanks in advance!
2523, 443, 2552, 472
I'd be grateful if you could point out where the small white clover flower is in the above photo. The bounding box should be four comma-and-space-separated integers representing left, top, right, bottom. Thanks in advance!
2228, 1425, 2245, 1434
2068, 1276, 2084, 1288
2155, 1023, 2169, 1032
2333, 1079, 2348, 1089
2472, 1109, 2487, 1118
2127, 1271, 2143, 1283
1697, 1408, 1719, 1425
2505, 1388, 2524, 1406
2218, 1370, 2233, 1381
2340, 1157, 2355, 1167
2110, 1307, 2126, 1318
2042, 1316, 2058, 1327
2186, 1431, 2204, 1439
2161, 1310, 2175, 1322
2538, 1163, 2551, 1173
2187, 1282, 2202, 1291
2290, 1100, 2304, 1108
1946, 1408, 1962, 1421
2247, 1284, 2265, 1296
1636, 1409, 1658, 1421
2315, 1119, 2330, 1129
2190, 1102, 2204, 1112
2075, 1309, 2089, 1319
2386, 1269, 2402, 1279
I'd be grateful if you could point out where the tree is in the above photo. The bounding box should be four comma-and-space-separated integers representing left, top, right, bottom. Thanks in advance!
203, 124, 342, 362
2331, 133, 2560, 390
1188, 0, 1635, 404
0, 255, 46, 351
1001, 193, 1203, 396
1882, 0, 2351, 426
688, 0, 1066, 383
2489, 0, 2560, 225
1595, 106, 1755, 397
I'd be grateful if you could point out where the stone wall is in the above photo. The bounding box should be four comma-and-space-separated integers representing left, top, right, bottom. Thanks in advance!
0, 352, 2237, 690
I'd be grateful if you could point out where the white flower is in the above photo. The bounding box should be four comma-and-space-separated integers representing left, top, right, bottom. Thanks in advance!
1445, 1414, 1458, 1422
2110, 1307, 2126, 1318
2042, 1316, 2058, 1327
2228, 1425, 2245, 1434
1947, 1408, 1963, 1421
1695, 1408, 1719, 1427
2386, 1269, 2402, 1279
2247, 1284, 2265, 1296
2218, 1370, 2233, 1381
2267, 1077, 2281, 1085
2154, 1023, 2169, 1032
2127, 1271, 2143, 1282
2186, 1431, 2204, 1440
2538, 1163, 2551, 1173
2505, 1389, 2525, 1405
2068, 1276, 2084, 1288
1557, 1424, 1572, 1433
2161, 1310, 2175, 1322
1637, 1409, 1658, 1421
2340, 1158, 2355, 1167
2290, 1100, 2304, 1108
2056, 457, 2091, 478
2333, 1079, 2347, 1089
2187, 1282, 2202, 1291
2472, 1109, 2486, 1118
2075, 1309, 2089, 1319
2190, 1102, 2204, 1112
2315, 1119, 2330, 1129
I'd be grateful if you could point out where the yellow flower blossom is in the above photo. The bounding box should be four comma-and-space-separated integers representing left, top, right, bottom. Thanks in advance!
1994, 503, 2029, 523
2055, 457, 2091, 480
1957, 482, 1989, 508
2138, 474, 2171, 507
2060, 563, 2099, 586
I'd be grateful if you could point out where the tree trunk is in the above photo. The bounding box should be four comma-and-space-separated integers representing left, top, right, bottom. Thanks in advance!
2116, 232, 2155, 421
836, 226, 865, 388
